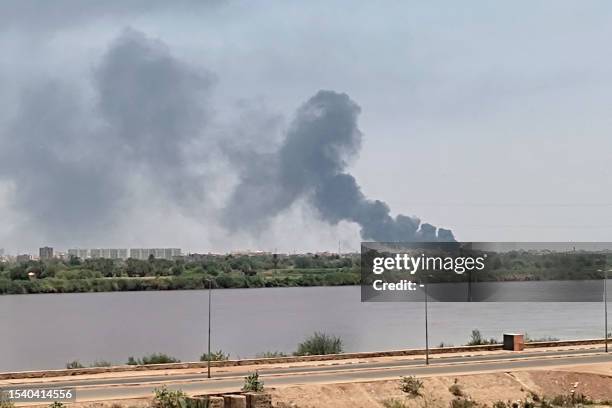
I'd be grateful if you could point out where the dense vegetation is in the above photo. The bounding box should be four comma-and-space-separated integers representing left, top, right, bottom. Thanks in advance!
295, 332, 343, 356
0, 253, 360, 294
470, 251, 608, 282
1, 249, 609, 295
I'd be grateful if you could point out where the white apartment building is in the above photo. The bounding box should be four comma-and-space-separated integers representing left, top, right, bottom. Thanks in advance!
68, 248, 129, 260
129, 248, 181, 260
67, 248, 180, 260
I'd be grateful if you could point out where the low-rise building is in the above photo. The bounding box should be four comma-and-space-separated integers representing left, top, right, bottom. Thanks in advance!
16, 254, 32, 264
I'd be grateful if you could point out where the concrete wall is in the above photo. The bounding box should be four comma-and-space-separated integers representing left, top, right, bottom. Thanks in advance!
0, 338, 606, 380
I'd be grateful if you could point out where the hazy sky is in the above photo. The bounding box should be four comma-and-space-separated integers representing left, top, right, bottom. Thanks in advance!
1, 1, 612, 254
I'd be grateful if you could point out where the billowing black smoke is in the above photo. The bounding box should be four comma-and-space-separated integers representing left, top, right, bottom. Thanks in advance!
0, 29, 453, 245
225, 91, 454, 242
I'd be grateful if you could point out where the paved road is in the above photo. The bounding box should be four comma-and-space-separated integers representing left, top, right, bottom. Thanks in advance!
5, 349, 612, 403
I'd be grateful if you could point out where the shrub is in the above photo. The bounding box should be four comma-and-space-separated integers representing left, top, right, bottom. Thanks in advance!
0, 393, 14, 408
152, 386, 186, 408
242, 372, 264, 392
549, 392, 593, 406
295, 332, 342, 356
399, 376, 423, 397
492, 401, 508, 408
528, 392, 541, 402
91, 360, 112, 367
199, 350, 229, 361
524, 333, 560, 343
550, 395, 569, 406
66, 360, 84, 369
256, 351, 288, 358
127, 353, 180, 365
539, 399, 553, 408
449, 384, 464, 397
382, 399, 409, 408
48, 402, 65, 408
466, 329, 497, 346
449, 398, 476, 408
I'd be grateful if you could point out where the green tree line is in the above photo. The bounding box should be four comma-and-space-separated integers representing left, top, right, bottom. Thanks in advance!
0, 253, 360, 295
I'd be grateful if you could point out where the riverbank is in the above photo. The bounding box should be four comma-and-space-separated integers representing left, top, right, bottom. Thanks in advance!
0, 270, 360, 295
0, 253, 361, 295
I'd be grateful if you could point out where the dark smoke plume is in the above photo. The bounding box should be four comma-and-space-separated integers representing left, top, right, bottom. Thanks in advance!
0, 29, 213, 242
0, 28, 453, 245
225, 90, 454, 242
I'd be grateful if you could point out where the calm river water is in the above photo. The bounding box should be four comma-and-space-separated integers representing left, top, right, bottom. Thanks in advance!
0, 285, 609, 372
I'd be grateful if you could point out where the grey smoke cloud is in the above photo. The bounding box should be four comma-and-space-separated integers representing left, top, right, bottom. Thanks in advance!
0, 28, 453, 247
0, 29, 214, 242
0, 81, 122, 240
225, 90, 454, 242
96, 29, 214, 205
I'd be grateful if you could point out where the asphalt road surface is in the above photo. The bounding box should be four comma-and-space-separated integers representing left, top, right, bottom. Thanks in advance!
5, 348, 612, 403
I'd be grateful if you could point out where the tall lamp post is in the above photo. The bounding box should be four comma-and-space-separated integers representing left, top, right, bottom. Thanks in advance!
421, 275, 434, 365
597, 269, 609, 353
424, 281, 429, 365
206, 279, 212, 378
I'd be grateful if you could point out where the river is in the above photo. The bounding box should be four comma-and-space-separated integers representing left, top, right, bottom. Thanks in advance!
0, 285, 609, 372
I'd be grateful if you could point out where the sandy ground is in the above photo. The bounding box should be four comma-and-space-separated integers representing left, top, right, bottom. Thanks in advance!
269, 369, 612, 408
31, 366, 612, 408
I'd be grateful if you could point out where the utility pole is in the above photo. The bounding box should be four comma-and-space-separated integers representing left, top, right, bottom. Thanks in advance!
207, 279, 212, 378
424, 281, 429, 365
598, 269, 609, 353
606, 269, 609, 353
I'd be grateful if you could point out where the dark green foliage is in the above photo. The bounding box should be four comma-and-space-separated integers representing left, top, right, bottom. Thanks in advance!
152, 386, 186, 408
0, 253, 361, 294
90, 360, 112, 367
0, 392, 15, 408
127, 353, 180, 365
199, 350, 229, 361
66, 360, 84, 369
399, 376, 423, 397
242, 372, 264, 392
466, 330, 498, 346
255, 351, 288, 358
295, 332, 343, 356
